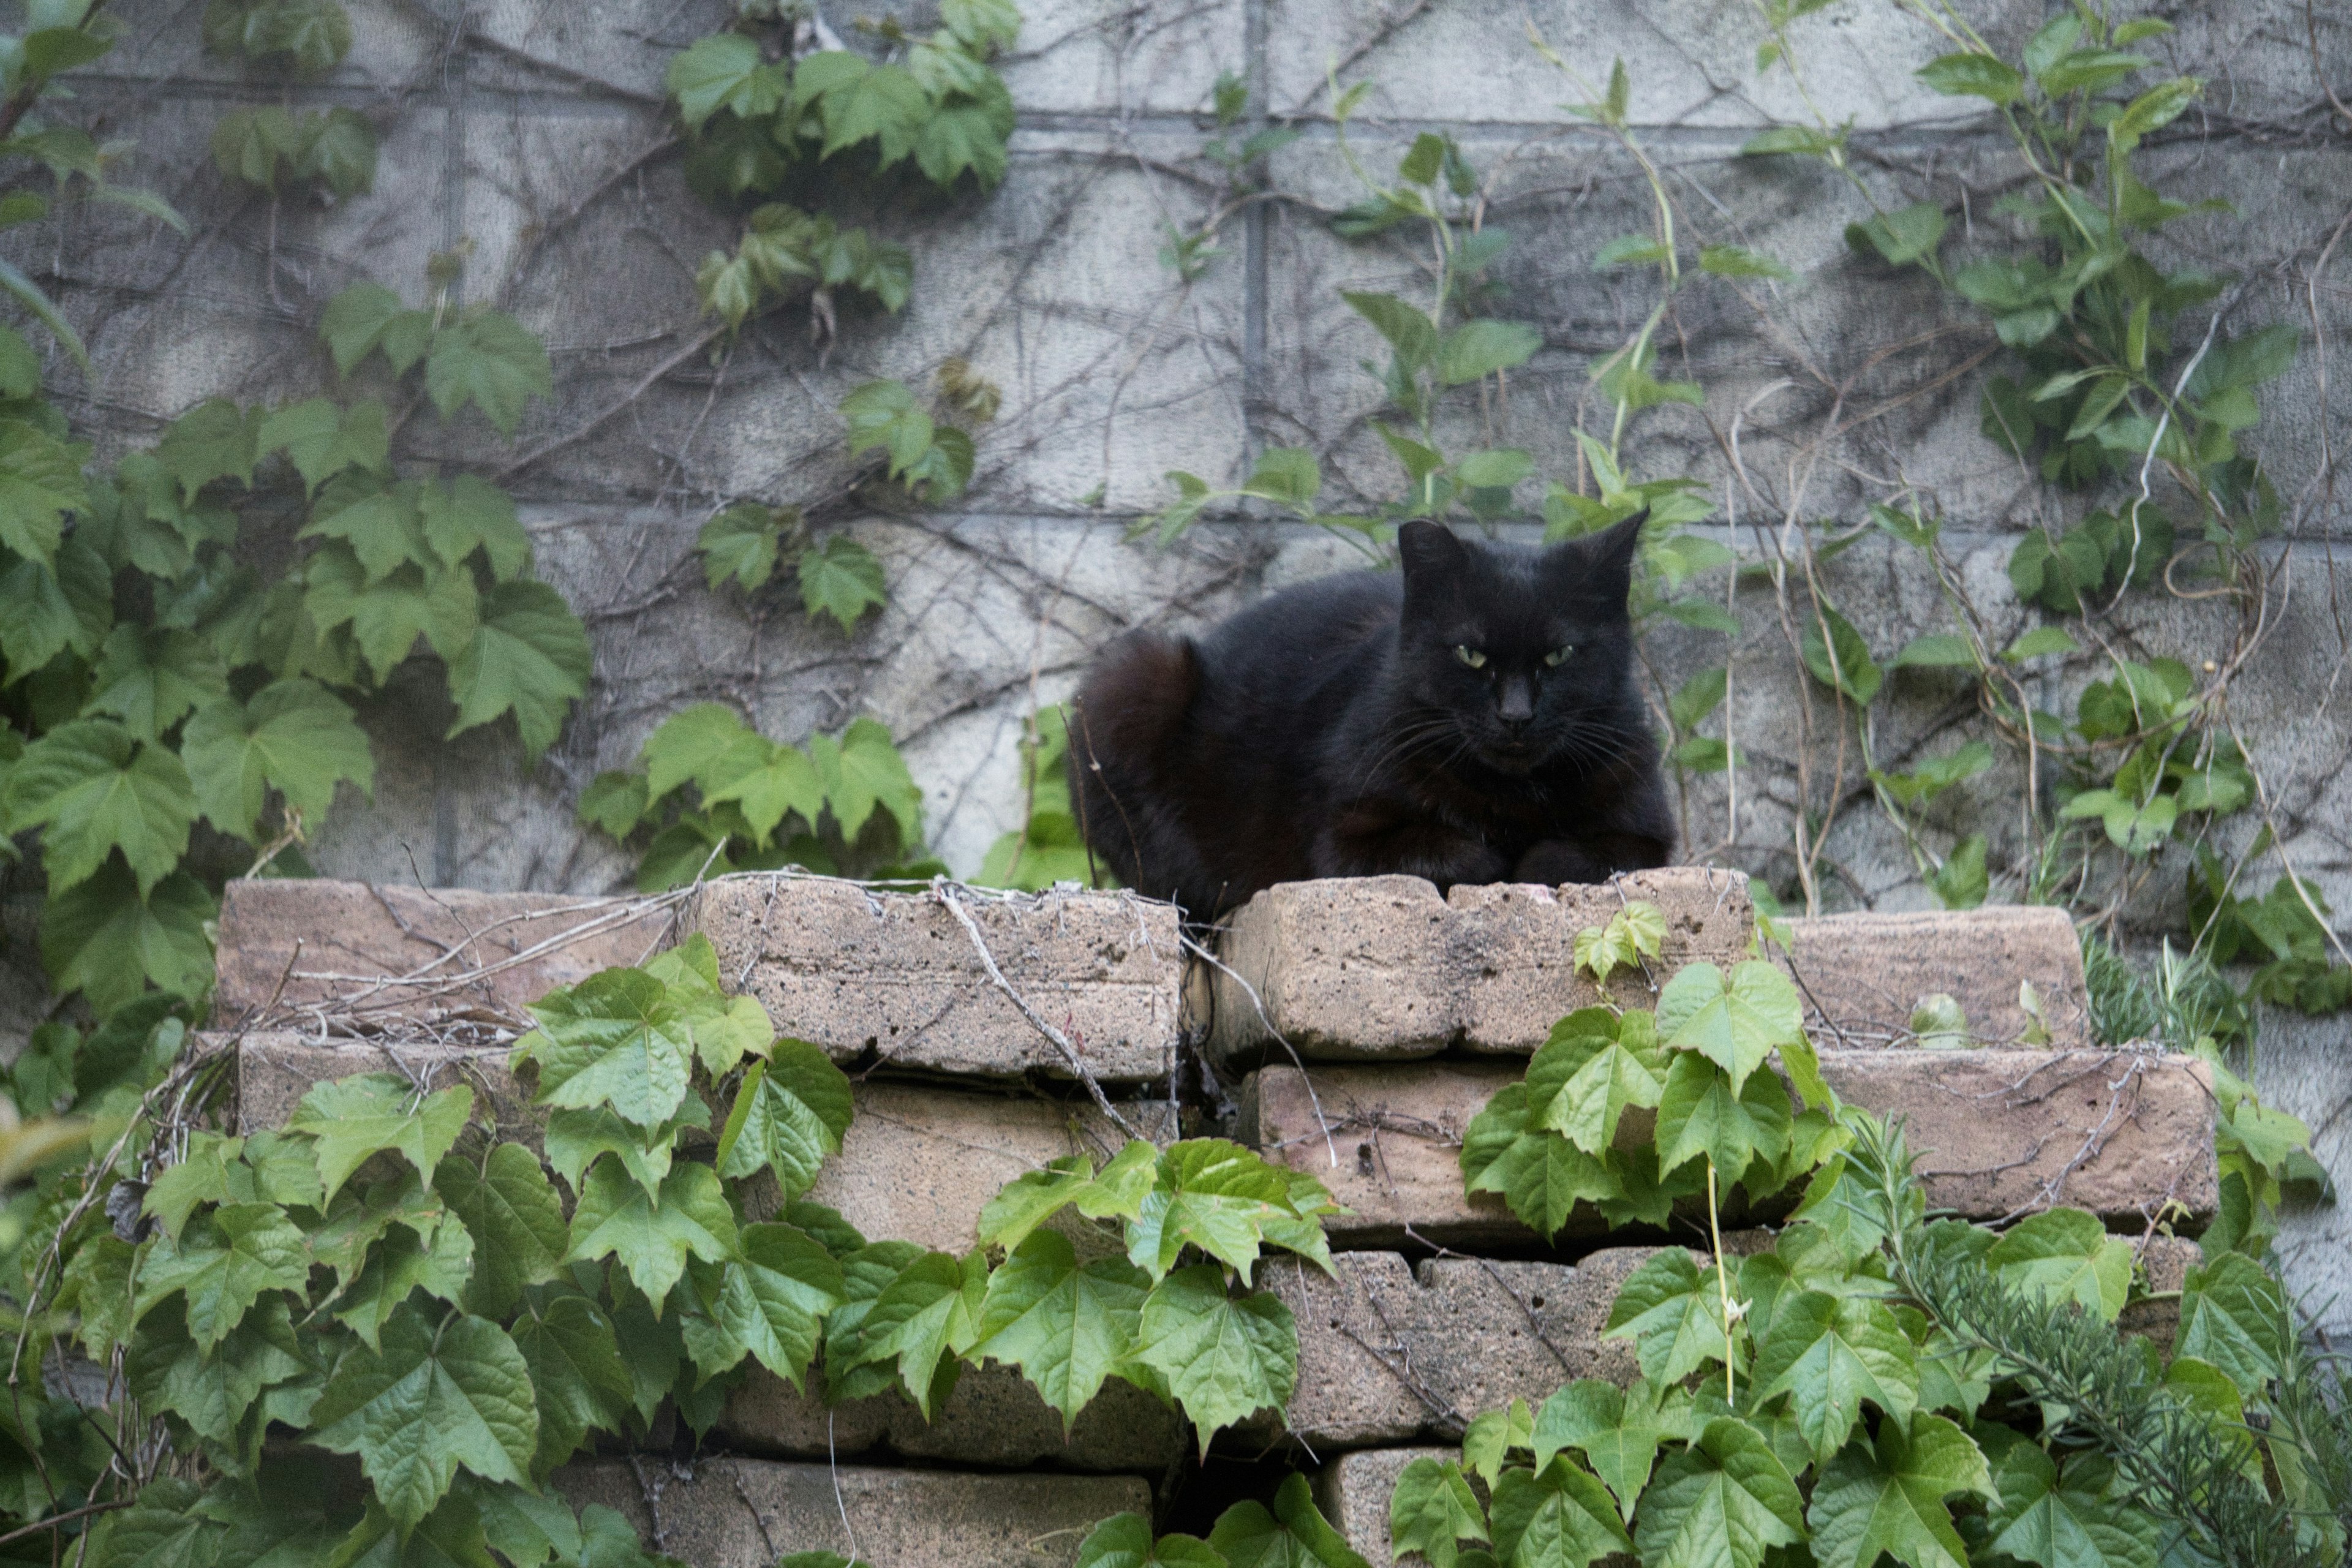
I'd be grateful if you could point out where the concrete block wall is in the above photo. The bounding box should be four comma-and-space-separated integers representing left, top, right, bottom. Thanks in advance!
213, 870, 2225, 1562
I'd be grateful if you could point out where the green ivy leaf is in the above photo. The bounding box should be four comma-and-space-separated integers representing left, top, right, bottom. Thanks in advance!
511, 1292, 634, 1476
1602, 1251, 1732, 1386
2173, 1252, 2288, 1387
1984, 1209, 2133, 1322
515, 967, 694, 1128
1804, 1414, 1991, 1568
1126, 1138, 1306, 1284
797, 533, 888, 631
976, 1140, 1159, 1252
287, 1073, 475, 1202
1749, 1289, 1920, 1464
1915, 51, 2024, 105
259, 396, 390, 496
1632, 1418, 1806, 1568
420, 474, 532, 581
1438, 318, 1543, 385
83, 624, 229, 743
544, 1104, 707, 1197
808, 715, 923, 842
1389, 1457, 1489, 1568
0, 536, 112, 677
330, 1208, 477, 1349
0, 417, 88, 565
124, 1293, 306, 1452
1460, 1083, 1613, 1240
155, 398, 264, 502
1072, 1513, 1225, 1568
1656, 961, 1803, 1091
303, 549, 481, 682
840, 1249, 987, 1417
1136, 1266, 1297, 1452
2, 717, 197, 894
679, 1221, 846, 1390
309, 1305, 540, 1533
1490, 1456, 1632, 1568
424, 311, 554, 435
445, 578, 590, 763
436, 1145, 568, 1320
666, 33, 787, 129
712, 1040, 854, 1198
1654, 1053, 1792, 1188
971, 1228, 1150, 1430
40, 861, 214, 1012
1986, 1448, 2159, 1568
183, 677, 374, 839
1464, 1398, 1537, 1487
1208, 1473, 1368, 1568
136, 1202, 310, 1352
321, 282, 430, 376
698, 502, 791, 592
1531, 1378, 1672, 1520
565, 1159, 739, 1308
83, 1480, 222, 1568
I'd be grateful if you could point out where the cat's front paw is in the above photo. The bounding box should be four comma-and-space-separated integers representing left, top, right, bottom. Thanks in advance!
1513, 839, 1611, 886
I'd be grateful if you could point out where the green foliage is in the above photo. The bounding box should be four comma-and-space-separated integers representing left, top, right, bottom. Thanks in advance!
977, 703, 1113, 891
576, 702, 937, 890
211, 105, 376, 198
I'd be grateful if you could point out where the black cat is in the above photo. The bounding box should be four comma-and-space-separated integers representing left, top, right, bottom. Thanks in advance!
1066, 513, 1675, 919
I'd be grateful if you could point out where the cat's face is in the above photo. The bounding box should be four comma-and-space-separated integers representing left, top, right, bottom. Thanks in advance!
1394, 514, 1646, 775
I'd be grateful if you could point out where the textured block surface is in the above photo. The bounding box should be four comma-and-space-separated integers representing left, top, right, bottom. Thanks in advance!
214, 879, 675, 1027
554, 1456, 1149, 1568
233, 1033, 541, 1143
1777, 906, 2093, 1048
1254, 1248, 1677, 1447
1243, 1047, 2215, 1245
688, 874, 1182, 1080
720, 1359, 1183, 1472
1209, 869, 1754, 1062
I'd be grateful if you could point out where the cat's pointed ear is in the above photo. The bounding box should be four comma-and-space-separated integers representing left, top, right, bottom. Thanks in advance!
1398, 519, 1469, 586
1557, 507, 1648, 600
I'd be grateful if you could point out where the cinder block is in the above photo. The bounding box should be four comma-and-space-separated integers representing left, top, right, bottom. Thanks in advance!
687, 875, 1182, 1082
232, 1033, 1175, 1254
1314, 1448, 1457, 1568
1256, 1249, 1676, 1449
1209, 869, 1755, 1063
213, 878, 675, 1028
1242, 1048, 2216, 1246
721, 1359, 1183, 1472
1777, 907, 2092, 1048
553, 1455, 1149, 1568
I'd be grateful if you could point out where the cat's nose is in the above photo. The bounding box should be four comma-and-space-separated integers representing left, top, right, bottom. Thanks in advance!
1497, 676, 1535, 725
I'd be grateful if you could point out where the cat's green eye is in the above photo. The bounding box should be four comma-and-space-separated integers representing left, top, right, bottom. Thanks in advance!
1545, 645, 1573, 667
1454, 645, 1487, 669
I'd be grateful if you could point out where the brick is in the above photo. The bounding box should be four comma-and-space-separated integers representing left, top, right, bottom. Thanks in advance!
213, 878, 676, 1028
1776, 905, 2092, 1049
1242, 1048, 2215, 1245
1314, 1448, 1457, 1568
553, 1455, 1148, 1568
2120, 1235, 2203, 1356
687, 874, 1182, 1082
720, 1359, 1183, 1472
1208, 869, 1753, 1064
1253, 1249, 1676, 1448
232, 1033, 1175, 1255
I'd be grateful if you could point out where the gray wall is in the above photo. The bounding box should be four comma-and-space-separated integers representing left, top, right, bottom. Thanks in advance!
26, 1, 2352, 1324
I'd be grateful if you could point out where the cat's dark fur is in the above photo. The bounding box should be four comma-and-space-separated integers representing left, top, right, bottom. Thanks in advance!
1066, 513, 1675, 918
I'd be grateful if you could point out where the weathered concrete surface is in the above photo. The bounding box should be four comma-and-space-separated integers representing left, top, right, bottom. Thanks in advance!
1315, 1447, 1455, 1568
720, 1358, 1182, 1472
1779, 907, 2092, 1048
1252, 1248, 1672, 1448
234, 1031, 1173, 1253
1242, 1047, 2216, 1245
213, 880, 676, 1028
688, 875, 1182, 1082
554, 1455, 1148, 1568
1210, 869, 1754, 1063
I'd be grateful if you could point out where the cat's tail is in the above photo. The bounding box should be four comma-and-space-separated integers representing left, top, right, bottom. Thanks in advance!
1066, 630, 1201, 900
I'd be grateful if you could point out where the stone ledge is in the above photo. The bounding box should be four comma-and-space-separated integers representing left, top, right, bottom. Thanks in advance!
213, 878, 675, 1027
229, 1034, 1173, 1257
553, 1455, 1148, 1568
1262, 1232, 2203, 1455
1242, 1048, 2215, 1246
1778, 905, 2092, 1049
720, 1359, 1182, 1473
1208, 869, 1755, 1064
687, 874, 1182, 1082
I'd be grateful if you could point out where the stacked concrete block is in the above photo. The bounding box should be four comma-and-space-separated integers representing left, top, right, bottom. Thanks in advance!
1776, 905, 2094, 1048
